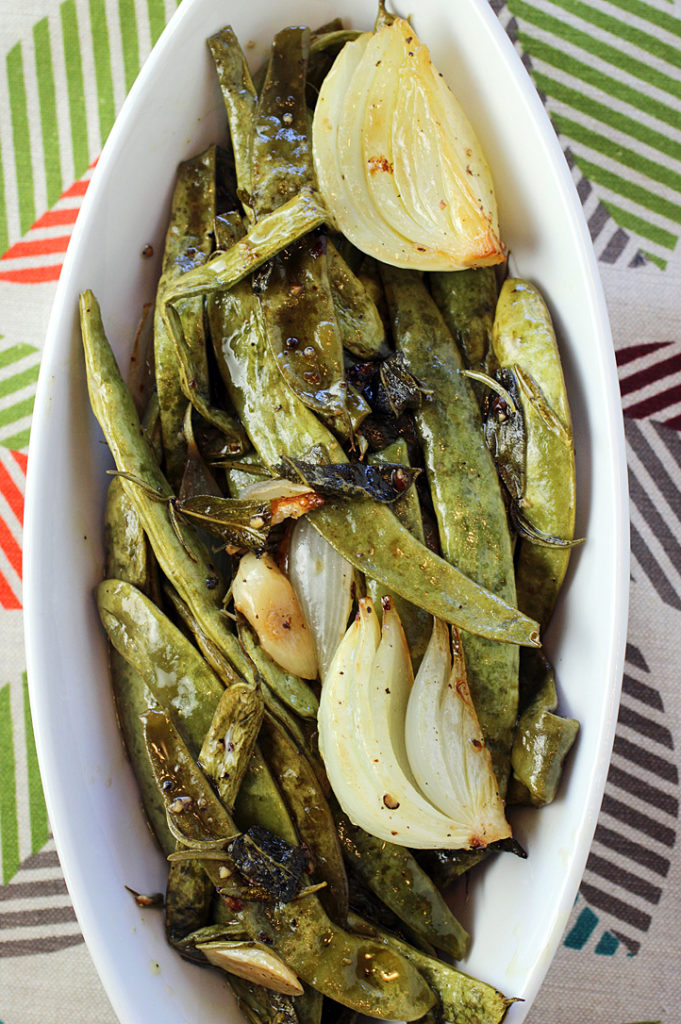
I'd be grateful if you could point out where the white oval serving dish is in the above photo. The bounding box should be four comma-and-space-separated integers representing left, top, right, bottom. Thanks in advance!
24, 1, 629, 1022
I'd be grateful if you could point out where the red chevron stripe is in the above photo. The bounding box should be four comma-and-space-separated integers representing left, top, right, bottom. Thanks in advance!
0, 570, 21, 610
0, 265, 62, 284
11, 451, 28, 474
33, 208, 79, 229
0, 517, 22, 578
62, 179, 89, 198
2, 236, 71, 260
625, 382, 681, 421
0, 461, 24, 524
619, 352, 681, 398
616, 341, 671, 367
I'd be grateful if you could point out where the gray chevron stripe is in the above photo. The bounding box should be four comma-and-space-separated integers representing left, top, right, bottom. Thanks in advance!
0, 838, 84, 957
628, 418, 681, 612
572, 641, 678, 954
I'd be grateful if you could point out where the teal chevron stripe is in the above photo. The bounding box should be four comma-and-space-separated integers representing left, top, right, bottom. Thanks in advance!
510, 1, 681, 99
533, 71, 681, 165
553, 114, 681, 200
0, 684, 20, 884
595, 931, 620, 955
22, 674, 49, 854
520, 34, 681, 132
119, 0, 141, 94
33, 18, 63, 209
546, 0, 681, 71
6, 43, 35, 235
564, 905, 598, 948
61, 0, 90, 180
89, 0, 117, 144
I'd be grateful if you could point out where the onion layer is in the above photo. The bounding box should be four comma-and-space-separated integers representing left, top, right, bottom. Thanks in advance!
312, 18, 504, 271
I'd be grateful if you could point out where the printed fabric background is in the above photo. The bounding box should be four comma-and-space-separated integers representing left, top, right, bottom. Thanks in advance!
0, 0, 679, 1021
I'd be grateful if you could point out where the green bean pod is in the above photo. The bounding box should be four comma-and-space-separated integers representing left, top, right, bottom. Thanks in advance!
259, 712, 349, 924
347, 913, 511, 1024
508, 650, 579, 807
381, 267, 519, 791
327, 241, 386, 359
491, 278, 577, 630
366, 440, 432, 669
154, 148, 216, 486
207, 288, 539, 647
80, 291, 252, 682
429, 267, 498, 375
251, 28, 348, 426
165, 856, 214, 945
334, 808, 468, 961
143, 711, 437, 1022
104, 478, 173, 855
208, 27, 258, 217
199, 682, 265, 812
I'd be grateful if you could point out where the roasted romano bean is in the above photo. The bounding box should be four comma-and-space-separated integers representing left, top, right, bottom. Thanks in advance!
80, 292, 253, 682
103, 477, 173, 855
491, 278, 577, 630
143, 711, 438, 1021
165, 857, 214, 945
153, 148, 218, 486
238, 621, 320, 721
366, 440, 432, 669
208, 27, 258, 218
429, 267, 498, 376
207, 286, 540, 646
251, 28, 348, 426
346, 913, 511, 1024
381, 267, 520, 791
326, 240, 386, 359
259, 712, 349, 924
334, 807, 469, 961
199, 682, 265, 812
508, 649, 579, 807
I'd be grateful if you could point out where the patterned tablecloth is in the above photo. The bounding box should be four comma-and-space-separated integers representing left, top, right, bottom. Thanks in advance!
0, 0, 678, 1021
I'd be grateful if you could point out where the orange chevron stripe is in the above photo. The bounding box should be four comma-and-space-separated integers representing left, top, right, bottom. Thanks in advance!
0, 265, 62, 284
11, 451, 28, 474
0, 518, 22, 579
33, 209, 79, 229
0, 460, 24, 524
0, 571, 21, 610
2, 236, 71, 260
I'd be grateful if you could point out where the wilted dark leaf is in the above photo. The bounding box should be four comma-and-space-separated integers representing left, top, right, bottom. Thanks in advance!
226, 826, 309, 904
274, 454, 420, 503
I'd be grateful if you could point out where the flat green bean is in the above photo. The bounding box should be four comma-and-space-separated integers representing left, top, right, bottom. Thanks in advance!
207, 287, 540, 646
381, 266, 519, 792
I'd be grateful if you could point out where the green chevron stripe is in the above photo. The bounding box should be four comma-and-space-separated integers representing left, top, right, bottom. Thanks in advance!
601, 198, 677, 249
0, 365, 41, 398
604, 0, 681, 39
510, 1, 681, 99
0, 397, 36, 431
23, 674, 49, 854
0, 344, 38, 369
0, 136, 8, 256
61, 0, 90, 180
147, 0, 166, 45
546, 0, 681, 71
575, 154, 681, 223
6, 43, 35, 235
553, 114, 681, 199
641, 250, 667, 271
89, 0, 117, 144
0, 684, 20, 885
1, 427, 32, 451
119, 0, 140, 94
33, 18, 63, 209
533, 71, 681, 165
521, 35, 681, 134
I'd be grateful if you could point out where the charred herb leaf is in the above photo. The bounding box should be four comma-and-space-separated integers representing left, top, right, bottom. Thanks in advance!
175, 495, 272, 551
274, 454, 420, 503
483, 367, 526, 502
227, 826, 310, 904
